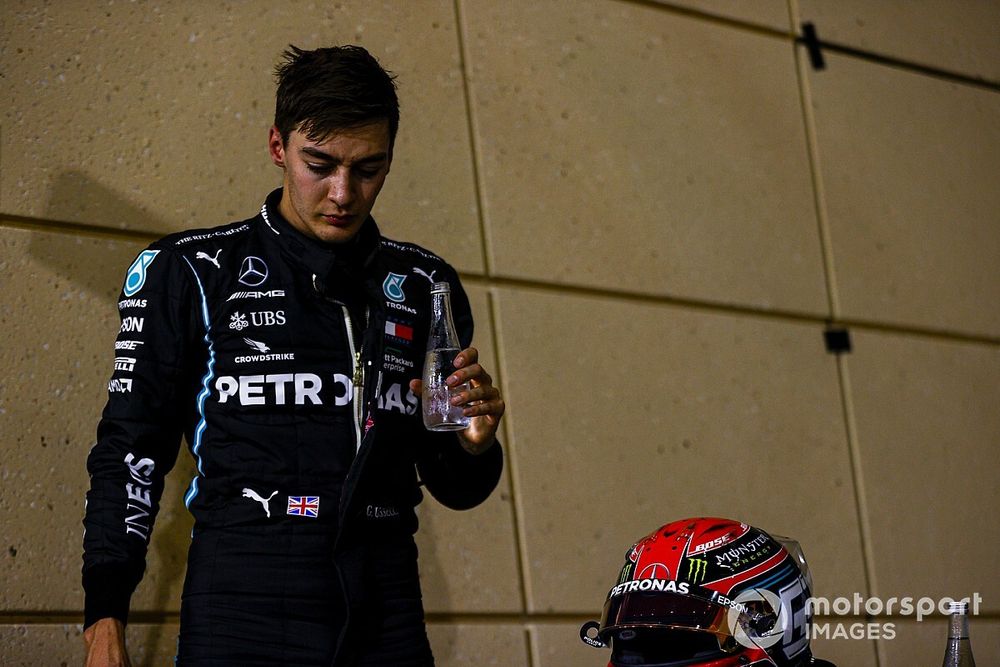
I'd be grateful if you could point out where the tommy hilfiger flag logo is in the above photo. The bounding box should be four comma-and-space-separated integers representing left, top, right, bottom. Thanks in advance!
287, 496, 319, 518
384, 320, 413, 341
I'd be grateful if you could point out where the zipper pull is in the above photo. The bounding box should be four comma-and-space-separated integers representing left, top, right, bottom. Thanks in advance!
353, 351, 363, 386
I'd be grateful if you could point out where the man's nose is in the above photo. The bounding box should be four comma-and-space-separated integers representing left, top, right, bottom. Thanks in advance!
328, 169, 354, 208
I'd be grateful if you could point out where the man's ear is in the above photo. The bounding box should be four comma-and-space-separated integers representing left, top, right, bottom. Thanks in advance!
268, 126, 286, 168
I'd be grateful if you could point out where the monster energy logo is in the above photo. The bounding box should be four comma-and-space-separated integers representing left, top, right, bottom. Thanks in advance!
686, 557, 708, 584
617, 561, 635, 586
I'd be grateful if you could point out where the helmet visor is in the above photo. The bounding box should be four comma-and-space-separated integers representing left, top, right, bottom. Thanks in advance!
601, 589, 731, 638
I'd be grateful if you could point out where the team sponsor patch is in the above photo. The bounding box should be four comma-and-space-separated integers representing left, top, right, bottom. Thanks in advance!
384, 320, 413, 341
386, 300, 417, 315
230, 312, 249, 330
382, 272, 407, 303
608, 579, 690, 598
380, 238, 442, 262
214, 373, 354, 406
115, 340, 144, 351
242, 487, 278, 518
229, 311, 286, 329
239, 256, 269, 287
108, 378, 133, 393
174, 223, 249, 245
123, 250, 160, 297
120, 316, 144, 333
114, 356, 137, 372
383, 349, 415, 373
412, 267, 436, 284
287, 496, 319, 518
235, 337, 295, 363
227, 289, 285, 301
118, 298, 147, 310
124, 452, 156, 540
195, 249, 222, 269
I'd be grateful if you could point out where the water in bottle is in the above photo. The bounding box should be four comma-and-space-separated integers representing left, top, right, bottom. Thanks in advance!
422, 282, 470, 431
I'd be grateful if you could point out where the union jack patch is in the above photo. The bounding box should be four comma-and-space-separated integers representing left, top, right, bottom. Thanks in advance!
287, 496, 319, 518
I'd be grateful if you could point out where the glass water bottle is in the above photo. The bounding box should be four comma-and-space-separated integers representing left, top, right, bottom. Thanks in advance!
941, 601, 976, 667
422, 282, 470, 431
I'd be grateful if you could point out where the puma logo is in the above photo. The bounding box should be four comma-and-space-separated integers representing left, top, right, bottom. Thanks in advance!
242, 487, 278, 517
412, 267, 436, 284
196, 249, 222, 269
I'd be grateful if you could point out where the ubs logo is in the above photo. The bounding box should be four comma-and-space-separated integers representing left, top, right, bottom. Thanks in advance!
239, 256, 269, 286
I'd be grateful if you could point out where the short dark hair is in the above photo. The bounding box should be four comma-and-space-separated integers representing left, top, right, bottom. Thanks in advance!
273, 45, 399, 147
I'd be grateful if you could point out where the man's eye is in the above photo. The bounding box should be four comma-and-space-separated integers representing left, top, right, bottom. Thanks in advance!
357, 168, 381, 179
306, 163, 331, 174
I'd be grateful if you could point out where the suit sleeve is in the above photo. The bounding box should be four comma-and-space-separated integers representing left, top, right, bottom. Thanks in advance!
82, 245, 201, 628
415, 265, 503, 510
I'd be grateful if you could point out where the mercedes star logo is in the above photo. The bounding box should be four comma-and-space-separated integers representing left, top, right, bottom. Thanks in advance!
239, 256, 269, 287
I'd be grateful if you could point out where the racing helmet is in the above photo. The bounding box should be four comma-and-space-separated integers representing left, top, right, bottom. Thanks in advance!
580, 517, 836, 667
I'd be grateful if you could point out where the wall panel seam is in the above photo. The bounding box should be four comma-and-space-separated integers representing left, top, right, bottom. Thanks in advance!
452, 0, 493, 277
0, 214, 159, 243
833, 357, 886, 667
789, 0, 840, 320
4, 217, 998, 346
486, 287, 535, 615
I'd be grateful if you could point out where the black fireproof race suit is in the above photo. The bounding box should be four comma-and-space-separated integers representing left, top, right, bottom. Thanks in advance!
82, 189, 503, 666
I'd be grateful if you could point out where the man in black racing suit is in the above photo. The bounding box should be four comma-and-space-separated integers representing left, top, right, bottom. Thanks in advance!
82, 45, 505, 667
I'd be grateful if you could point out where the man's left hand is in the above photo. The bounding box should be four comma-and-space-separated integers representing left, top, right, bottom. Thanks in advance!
409, 346, 505, 455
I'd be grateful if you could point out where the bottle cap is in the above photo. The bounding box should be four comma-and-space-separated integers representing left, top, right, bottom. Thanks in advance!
430, 281, 451, 294
947, 601, 969, 615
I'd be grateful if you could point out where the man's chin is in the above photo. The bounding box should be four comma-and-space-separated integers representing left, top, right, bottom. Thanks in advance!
315, 225, 362, 245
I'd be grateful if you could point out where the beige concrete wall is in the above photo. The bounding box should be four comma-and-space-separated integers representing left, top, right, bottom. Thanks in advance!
2, 1, 997, 665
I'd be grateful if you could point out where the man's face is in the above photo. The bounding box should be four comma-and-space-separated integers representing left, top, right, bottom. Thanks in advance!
268, 120, 392, 244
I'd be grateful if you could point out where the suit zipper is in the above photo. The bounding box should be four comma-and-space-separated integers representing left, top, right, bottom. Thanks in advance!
339, 305, 368, 452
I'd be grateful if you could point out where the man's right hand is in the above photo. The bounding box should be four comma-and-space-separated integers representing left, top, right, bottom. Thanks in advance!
83, 617, 131, 667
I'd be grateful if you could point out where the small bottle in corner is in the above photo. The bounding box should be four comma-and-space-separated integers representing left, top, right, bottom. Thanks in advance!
422, 281, 470, 432
941, 601, 976, 667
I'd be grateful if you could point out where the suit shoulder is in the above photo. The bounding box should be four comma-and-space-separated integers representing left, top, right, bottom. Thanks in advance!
152, 218, 257, 252
379, 236, 451, 268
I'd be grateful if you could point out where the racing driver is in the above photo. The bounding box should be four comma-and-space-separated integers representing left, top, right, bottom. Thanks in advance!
82, 45, 505, 666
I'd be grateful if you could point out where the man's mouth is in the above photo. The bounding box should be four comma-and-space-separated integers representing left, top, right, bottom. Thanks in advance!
321, 213, 353, 227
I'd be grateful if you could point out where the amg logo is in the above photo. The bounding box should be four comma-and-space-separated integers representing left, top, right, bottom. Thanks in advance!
120, 317, 144, 333
227, 290, 286, 301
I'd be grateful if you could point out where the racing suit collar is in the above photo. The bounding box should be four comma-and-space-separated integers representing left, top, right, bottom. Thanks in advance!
261, 187, 381, 285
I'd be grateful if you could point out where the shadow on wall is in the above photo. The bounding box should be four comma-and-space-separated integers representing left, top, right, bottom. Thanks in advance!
32, 171, 191, 665
46, 170, 166, 235
33, 171, 162, 298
